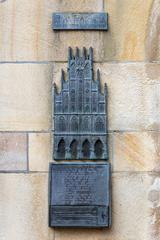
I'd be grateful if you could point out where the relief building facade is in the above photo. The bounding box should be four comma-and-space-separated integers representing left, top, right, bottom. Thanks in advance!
53, 47, 108, 160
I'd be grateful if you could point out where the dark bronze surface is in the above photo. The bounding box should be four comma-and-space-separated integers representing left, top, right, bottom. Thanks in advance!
49, 163, 111, 228
53, 47, 108, 160
50, 47, 111, 228
52, 13, 108, 31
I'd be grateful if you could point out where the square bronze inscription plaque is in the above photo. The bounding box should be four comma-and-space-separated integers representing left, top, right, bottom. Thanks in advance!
49, 163, 111, 228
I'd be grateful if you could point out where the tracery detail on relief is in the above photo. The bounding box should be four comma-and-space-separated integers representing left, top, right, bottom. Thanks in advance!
59, 116, 66, 132
83, 116, 90, 131
71, 116, 78, 132
95, 117, 104, 132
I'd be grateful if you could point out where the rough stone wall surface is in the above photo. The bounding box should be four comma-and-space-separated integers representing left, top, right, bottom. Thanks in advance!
0, 0, 160, 240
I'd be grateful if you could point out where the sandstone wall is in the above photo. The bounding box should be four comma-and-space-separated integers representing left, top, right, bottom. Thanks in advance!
0, 1, 160, 240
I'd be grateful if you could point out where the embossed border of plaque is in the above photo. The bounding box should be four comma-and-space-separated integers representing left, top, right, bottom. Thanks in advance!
49, 163, 111, 228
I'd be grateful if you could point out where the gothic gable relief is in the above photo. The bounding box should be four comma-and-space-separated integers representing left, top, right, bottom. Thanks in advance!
53, 47, 108, 160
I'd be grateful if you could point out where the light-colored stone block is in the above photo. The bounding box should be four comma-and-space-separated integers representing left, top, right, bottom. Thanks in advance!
29, 133, 52, 172
0, 63, 52, 131
100, 63, 160, 131
145, 0, 160, 61
113, 132, 160, 172
0, 0, 104, 61
99, 62, 146, 131
55, 173, 154, 240
53, 0, 103, 12
104, 0, 153, 61
0, 133, 27, 171
53, 62, 160, 131
148, 175, 160, 240
142, 64, 160, 131
0, 173, 54, 240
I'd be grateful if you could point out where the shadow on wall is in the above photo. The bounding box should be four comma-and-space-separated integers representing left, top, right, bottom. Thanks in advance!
146, 0, 160, 61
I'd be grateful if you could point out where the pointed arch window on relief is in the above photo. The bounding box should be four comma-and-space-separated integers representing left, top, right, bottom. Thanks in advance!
70, 89, 75, 103
82, 139, 90, 159
57, 139, 65, 158
84, 105, 90, 113
71, 116, 78, 132
83, 116, 90, 131
70, 89, 76, 112
95, 117, 104, 132
63, 93, 69, 112
59, 116, 66, 132
94, 139, 103, 158
70, 139, 78, 159
85, 89, 90, 104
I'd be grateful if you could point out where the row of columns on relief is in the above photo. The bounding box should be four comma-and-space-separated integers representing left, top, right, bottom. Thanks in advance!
54, 147, 108, 160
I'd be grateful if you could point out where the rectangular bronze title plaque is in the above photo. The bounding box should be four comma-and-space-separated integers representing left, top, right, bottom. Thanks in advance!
52, 13, 108, 30
49, 163, 111, 228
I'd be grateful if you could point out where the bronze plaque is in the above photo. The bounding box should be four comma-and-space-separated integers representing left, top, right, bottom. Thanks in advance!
49, 163, 111, 228
52, 13, 108, 30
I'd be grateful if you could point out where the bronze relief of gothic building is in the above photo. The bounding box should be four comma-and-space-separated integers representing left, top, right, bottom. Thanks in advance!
53, 47, 108, 160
